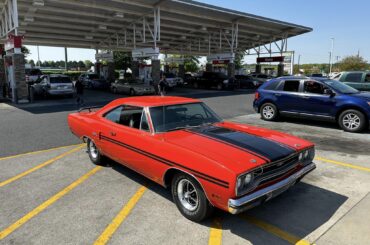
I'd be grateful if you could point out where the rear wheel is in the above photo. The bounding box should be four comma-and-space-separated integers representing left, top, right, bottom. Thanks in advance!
87, 139, 107, 166
171, 173, 213, 222
260, 103, 279, 121
338, 109, 367, 133
130, 88, 135, 96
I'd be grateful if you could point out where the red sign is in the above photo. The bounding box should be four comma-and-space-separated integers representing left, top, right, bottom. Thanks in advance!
212, 60, 230, 65
257, 56, 284, 63
4, 34, 23, 51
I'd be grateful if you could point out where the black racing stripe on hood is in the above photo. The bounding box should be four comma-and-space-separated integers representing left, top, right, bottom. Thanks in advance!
188, 126, 296, 162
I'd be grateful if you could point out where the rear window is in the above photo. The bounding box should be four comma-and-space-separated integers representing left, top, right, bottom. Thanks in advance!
50, 77, 72, 83
283, 80, 300, 92
345, 73, 363, 83
264, 80, 280, 90
26, 69, 42, 76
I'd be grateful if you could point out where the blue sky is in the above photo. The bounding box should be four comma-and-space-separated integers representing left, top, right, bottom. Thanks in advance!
26, 0, 370, 64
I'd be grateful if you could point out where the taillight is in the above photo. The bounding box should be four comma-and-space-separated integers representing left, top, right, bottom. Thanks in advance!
255, 92, 260, 100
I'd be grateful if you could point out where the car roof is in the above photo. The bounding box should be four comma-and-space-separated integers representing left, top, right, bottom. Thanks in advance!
107, 96, 201, 108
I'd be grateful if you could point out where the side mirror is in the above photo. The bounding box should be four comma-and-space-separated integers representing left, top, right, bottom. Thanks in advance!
324, 89, 335, 97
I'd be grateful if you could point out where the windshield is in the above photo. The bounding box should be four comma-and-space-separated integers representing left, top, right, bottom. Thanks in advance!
323, 79, 359, 94
50, 77, 72, 84
149, 102, 221, 133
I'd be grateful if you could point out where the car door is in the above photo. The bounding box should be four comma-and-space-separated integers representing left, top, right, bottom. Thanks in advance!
273, 79, 302, 113
296, 80, 336, 117
98, 105, 161, 180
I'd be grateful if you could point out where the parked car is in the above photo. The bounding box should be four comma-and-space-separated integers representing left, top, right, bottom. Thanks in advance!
164, 73, 184, 88
68, 96, 316, 221
111, 79, 155, 96
333, 71, 370, 90
79, 73, 110, 90
235, 75, 263, 89
190, 71, 236, 90
250, 73, 272, 82
25, 68, 43, 84
32, 74, 74, 97
253, 76, 370, 132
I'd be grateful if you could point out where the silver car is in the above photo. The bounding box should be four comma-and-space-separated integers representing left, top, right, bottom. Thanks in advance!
111, 79, 155, 96
32, 74, 74, 97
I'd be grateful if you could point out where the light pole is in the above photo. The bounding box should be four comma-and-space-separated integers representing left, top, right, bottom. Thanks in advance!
37, 45, 40, 67
329, 38, 334, 75
297, 54, 301, 74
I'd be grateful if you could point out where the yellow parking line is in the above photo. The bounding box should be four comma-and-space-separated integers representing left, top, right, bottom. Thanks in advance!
208, 217, 223, 245
93, 185, 147, 245
240, 214, 311, 245
0, 145, 84, 188
0, 143, 84, 161
0, 166, 102, 240
316, 156, 370, 173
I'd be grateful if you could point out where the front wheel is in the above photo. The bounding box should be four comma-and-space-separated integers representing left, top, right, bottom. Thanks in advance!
171, 174, 213, 222
338, 109, 367, 133
130, 89, 135, 96
260, 103, 279, 121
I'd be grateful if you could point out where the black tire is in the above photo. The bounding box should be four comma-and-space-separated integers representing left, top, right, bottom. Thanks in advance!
87, 139, 107, 166
171, 173, 213, 222
216, 82, 223, 90
130, 88, 135, 96
260, 103, 279, 121
338, 109, 367, 133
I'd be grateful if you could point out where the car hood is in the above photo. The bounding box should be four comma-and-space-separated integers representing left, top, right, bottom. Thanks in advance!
163, 122, 313, 174
349, 91, 370, 100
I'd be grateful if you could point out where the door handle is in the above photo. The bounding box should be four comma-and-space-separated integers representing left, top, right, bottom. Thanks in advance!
274, 93, 281, 96
301, 95, 310, 99
110, 131, 116, 136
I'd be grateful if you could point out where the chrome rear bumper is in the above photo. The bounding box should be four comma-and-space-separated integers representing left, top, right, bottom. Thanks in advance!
228, 162, 316, 214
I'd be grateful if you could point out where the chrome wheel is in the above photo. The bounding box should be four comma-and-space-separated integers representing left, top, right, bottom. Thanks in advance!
262, 105, 275, 119
89, 141, 98, 160
342, 113, 361, 130
177, 179, 199, 211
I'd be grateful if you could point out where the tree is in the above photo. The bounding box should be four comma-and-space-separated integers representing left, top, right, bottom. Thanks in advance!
337, 55, 368, 71
113, 51, 132, 70
234, 51, 244, 70
21, 46, 30, 57
28, 59, 35, 66
84, 60, 93, 69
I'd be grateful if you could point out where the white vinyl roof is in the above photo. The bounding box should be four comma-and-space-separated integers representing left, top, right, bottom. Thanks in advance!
0, 0, 312, 55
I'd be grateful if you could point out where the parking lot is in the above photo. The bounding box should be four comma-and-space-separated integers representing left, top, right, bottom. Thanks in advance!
1, 89, 369, 245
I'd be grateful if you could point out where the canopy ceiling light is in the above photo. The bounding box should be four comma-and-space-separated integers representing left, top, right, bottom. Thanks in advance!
114, 12, 124, 18
98, 25, 107, 30
85, 35, 93, 40
32, 0, 44, 7
24, 16, 35, 22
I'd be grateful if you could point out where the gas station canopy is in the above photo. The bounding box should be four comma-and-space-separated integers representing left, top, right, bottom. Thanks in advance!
0, 0, 312, 55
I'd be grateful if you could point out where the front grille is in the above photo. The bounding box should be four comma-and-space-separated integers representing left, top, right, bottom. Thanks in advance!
243, 154, 300, 195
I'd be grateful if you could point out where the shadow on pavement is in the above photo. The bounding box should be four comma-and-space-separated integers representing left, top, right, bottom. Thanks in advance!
107, 158, 347, 243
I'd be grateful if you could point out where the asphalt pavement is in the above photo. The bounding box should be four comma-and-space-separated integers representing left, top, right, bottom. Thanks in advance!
0, 88, 255, 157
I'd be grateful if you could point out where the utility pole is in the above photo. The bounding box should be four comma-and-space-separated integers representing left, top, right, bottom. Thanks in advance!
329, 38, 334, 75
37, 45, 40, 67
297, 54, 301, 73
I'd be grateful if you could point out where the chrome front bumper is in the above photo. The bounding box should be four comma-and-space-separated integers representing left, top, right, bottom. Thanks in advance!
228, 162, 316, 214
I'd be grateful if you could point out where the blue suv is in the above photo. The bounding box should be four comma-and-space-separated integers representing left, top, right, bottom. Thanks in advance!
253, 76, 370, 132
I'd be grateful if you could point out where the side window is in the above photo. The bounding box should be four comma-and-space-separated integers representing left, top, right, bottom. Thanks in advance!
365, 74, 370, 83
264, 81, 280, 90
104, 105, 144, 130
140, 111, 150, 132
283, 80, 300, 92
104, 106, 123, 124
303, 81, 325, 94
40, 77, 48, 84
345, 73, 363, 83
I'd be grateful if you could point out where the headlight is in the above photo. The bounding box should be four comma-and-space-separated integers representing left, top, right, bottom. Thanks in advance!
223, 79, 229, 84
299, 147, 315, 165
367, 102, 370, 106
236, 173, 254, 196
